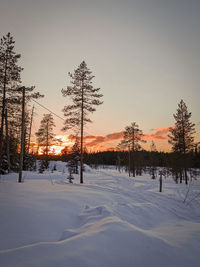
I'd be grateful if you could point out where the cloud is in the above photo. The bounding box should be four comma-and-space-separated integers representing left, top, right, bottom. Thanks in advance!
85, 136, 106, 147
143, 127, 172, 141
81, 131, 124, 150
155, 127, 171, 135
106, 131, 124, 140
143, 134, 168, 140
48, 127, 173, 153
73, 128, 172, 150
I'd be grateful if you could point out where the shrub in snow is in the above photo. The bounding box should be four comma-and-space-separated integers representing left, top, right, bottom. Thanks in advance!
67, 168, 74, 183
38, 159, 49, 173
23, 154, 36, 171
0, 154, 8, 174
51, 163, 57, 173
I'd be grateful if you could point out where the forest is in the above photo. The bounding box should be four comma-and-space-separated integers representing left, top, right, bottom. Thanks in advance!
0, 32, 200, 184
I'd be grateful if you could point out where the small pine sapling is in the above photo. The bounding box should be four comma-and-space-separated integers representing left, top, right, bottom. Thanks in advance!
38, 160, 45, 174
67, 167, 74, 183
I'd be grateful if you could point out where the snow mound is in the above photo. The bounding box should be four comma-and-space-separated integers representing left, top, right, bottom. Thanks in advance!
59, 205, 112, 241
80, 205, 112, 222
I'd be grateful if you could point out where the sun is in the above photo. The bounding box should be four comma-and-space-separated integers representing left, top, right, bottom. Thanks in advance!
36, 135, 75, 155
51, 135, 75, 155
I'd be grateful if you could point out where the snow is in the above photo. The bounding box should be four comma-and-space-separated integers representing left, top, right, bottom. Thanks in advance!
0, 162, 200, 267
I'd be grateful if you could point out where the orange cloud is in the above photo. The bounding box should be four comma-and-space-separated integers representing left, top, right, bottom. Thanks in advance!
143, 134, 168, 140
82, 131, 124, 150
85, 136, 106, 147
31, 127, 173, 154
106, 131, 124, 140
143, 127, 172, 141
80, 128, 172, 150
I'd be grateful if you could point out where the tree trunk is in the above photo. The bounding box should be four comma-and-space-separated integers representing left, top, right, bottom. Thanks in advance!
118, 153, 121, 172
19, 87, 25, 183
159, 172, 162, 192
128, 146, 131, 177
0, 54, 8, 170
132, 130, 135, 177
46, 121, 49, 156
184, 168, 188, 185
80, 80, 84, 184
132, 150, 135, 177
180, 170, 182, 183
5, 108, 11, 173
28, 105, 34, 153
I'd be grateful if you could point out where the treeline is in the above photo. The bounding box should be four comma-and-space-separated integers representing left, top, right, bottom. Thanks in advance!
84, 149, 200, 185
35, 147, 200, 184
0, 33, 44, 175
83, 150, 200, 169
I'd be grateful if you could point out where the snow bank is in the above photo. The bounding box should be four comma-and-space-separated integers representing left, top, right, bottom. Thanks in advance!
0, 162, 199, 267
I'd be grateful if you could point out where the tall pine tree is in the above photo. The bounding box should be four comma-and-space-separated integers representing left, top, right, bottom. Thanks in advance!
0, 33, 23, 170
168, 100, 195, 184
168, 100, 195, 154
61, 61, 103, 183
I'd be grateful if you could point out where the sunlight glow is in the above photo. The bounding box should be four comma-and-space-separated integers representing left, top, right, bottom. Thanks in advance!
36, 135, 74, 155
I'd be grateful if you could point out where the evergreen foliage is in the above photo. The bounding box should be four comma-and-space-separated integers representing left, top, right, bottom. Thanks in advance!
119, 122, 146, 177
0, 32, 23, 171
168, 100, 195, 154
168, 100, 195, 184
35, 113, 55, 155
67, 166, 74, 183
62, 61, 103, 183
67, 137, 80, 174
0, 33, 44, 174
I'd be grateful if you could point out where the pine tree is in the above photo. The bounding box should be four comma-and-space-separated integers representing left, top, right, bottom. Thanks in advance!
0, 33, 44, 173
119, 122, 146, 177
35, 113, 55, 156
68, 137, 80, 174
61, 61, 103, 183
0, 33, 23, 170
38, 159, 46, 173
168, 100, 195, 184
168, 100, 195, 154
67, 163, 74, 183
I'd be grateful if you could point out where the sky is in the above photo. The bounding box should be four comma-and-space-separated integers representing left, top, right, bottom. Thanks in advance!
0, 0, 200, 152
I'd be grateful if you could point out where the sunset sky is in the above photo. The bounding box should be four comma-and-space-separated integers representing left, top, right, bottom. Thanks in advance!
0, 0, 200, 152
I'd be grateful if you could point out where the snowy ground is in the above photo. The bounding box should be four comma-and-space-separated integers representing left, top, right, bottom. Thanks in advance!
0, 162, 200, 267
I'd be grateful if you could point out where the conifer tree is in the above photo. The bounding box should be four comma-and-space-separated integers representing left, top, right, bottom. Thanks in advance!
35, 113, 55, 156
61, 61, 103, 183
68, 137, 80, 174
0, 33, 23, 169
119, 122, 146, 177
168, 100, 195, 154
168, 100, 195, 184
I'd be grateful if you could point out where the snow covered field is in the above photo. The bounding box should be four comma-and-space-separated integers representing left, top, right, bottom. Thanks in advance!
0, 162, 200, 267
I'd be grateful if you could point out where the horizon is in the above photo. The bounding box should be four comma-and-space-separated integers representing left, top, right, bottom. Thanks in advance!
29, 126, 184, 155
